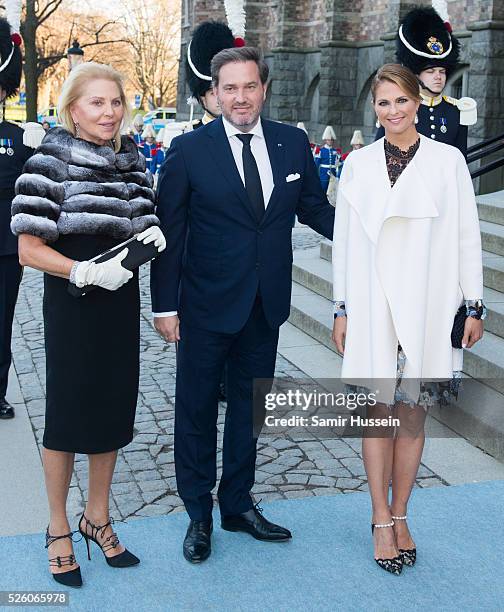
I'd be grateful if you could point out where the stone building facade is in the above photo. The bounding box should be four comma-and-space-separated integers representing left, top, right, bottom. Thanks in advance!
178, 0, 504, 191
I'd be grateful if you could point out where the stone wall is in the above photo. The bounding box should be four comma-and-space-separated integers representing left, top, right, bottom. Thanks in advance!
177, 0, 504, 178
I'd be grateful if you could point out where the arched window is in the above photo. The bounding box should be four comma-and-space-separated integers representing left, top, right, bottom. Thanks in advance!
263, 82, 272, 119
356, 71, 377, 141
305, 74, 320, 125
446, 67, 468, 98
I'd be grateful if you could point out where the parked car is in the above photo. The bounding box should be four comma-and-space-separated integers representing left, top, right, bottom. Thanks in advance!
142, 107, 176, 131
37, 106, 59, 128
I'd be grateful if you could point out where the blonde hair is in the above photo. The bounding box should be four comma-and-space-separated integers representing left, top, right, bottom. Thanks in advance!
371, 63, 421, 103
57, 62, 130, 153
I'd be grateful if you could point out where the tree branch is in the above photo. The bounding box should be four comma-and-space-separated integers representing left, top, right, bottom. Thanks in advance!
37, 0, 65, 26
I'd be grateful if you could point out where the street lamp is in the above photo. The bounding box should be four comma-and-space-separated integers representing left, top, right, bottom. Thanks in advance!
67, 41, 84, 71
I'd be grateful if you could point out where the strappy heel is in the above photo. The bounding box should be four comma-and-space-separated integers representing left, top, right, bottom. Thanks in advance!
78, 513, 139, 568
371, 521, 403, 575
45, 527, 82, 588
391, 514, 417, 566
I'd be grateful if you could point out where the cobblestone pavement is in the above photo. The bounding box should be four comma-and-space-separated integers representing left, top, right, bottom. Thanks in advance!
12, 229, 447, 522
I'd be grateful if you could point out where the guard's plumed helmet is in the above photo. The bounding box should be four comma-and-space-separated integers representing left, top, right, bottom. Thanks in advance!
186, 21, 237, 99
396, 7, 460, 78
0, 16, 22, 98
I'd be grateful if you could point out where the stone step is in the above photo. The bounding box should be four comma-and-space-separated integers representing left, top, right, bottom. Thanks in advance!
477, 191, 504, 226
289, 282, 337, 355
289, 278, 504, 395
482, 251, 504, 294
462, 329, 504, 393
292, 248, 332, 300
480, 220, 504, 257
295, 247, 504, 340
319, 239, 331, 262
289, 281, 504, 461
322, 239, 504, 297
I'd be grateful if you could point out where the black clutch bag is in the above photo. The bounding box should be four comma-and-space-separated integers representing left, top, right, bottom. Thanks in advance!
451, 305, 467, 349
68, 235, 160, 298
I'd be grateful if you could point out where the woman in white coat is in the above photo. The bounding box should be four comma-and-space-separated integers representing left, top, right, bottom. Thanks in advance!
332, 64, 484, 575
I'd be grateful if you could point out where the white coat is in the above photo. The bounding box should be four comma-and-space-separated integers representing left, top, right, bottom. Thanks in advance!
332, 135, 483, 403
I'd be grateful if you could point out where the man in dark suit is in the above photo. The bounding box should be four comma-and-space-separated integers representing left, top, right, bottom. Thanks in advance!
151, 46, 334, 563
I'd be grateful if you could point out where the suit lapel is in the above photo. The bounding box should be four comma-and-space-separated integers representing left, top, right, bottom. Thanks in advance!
206, 117, 258, 222
261, 119, 285, 223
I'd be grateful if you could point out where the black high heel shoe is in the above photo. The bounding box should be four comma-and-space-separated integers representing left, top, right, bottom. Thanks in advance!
45, 527, 82, 588
391, 514, 417, 566
371, 521, 403, 575
78, 513, 140, 568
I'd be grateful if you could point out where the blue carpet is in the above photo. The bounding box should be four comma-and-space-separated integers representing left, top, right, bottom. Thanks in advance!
0, 481, 503, 611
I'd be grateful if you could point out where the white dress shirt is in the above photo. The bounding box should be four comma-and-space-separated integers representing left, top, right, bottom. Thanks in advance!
222, 115, 275, 207
153, 116, 275, 319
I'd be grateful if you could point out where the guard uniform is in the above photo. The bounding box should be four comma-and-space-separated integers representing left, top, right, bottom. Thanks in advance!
0, 122, 33, 401
142, 141, 165, 174
374, 6, 477, 159
190, 111, 216, 131
315, 146, 340, 192
133, 131, 144, 148
185, 21, 236, 131
0, 11, 41, 416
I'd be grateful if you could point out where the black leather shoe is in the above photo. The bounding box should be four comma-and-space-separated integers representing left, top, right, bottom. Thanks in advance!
0, 399, 14, 419
221, 503, 292, 541
183, 519, 213, 563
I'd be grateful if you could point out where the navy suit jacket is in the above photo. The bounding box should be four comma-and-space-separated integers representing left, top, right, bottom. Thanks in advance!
150, 116, 335, 333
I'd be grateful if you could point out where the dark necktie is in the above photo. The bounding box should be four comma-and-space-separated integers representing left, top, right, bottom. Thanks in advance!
236, 133, 265, 221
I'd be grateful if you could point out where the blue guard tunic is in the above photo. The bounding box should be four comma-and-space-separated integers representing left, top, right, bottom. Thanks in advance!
315, 145, 341, 192
142, 142, 165, 175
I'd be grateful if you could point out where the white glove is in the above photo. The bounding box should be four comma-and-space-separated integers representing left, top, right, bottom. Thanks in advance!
136, 225, 166, 252
74, 248, 133, 291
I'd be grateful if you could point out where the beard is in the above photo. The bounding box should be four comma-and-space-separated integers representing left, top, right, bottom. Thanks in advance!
222, 105, 261, 131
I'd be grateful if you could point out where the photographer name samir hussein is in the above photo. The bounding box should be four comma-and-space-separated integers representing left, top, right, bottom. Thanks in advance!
264, 414, 401, 428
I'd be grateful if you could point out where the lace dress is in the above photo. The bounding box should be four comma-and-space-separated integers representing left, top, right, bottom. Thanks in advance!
384, 137, 420, 187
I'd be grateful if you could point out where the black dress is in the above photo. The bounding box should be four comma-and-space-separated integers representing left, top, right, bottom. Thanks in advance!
11, 128, 159, 454
43, 234, 140, 453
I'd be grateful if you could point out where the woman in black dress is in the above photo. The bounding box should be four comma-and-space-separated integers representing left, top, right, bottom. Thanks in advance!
11, 62, 165, 587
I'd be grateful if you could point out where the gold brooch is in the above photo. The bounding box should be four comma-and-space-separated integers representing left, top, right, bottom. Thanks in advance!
426, 36, 444, 55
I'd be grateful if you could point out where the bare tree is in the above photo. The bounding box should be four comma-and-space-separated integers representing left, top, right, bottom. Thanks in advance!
20, 0, 130, 120
5, 0, 179, 119
21, 0, 65, 120
36, 8, 131, 107
122, 0, 180, 109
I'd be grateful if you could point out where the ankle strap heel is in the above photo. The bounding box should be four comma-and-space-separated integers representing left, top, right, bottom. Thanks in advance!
78, 512, 140, 568
45, 527, 82, 588
371, 520, 394, 534
391, 514, 417, 566
370, 521, 403, 575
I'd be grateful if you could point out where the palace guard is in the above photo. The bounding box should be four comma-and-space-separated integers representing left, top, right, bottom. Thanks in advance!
1, 8, 43, 419
375, 6, 477, 158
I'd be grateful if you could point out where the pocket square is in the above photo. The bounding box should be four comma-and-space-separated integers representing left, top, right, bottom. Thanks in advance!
286, 173, 301, 182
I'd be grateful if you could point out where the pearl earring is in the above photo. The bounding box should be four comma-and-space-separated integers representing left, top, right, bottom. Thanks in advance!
415, 114, 418, 124
375, 117, 380, 129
